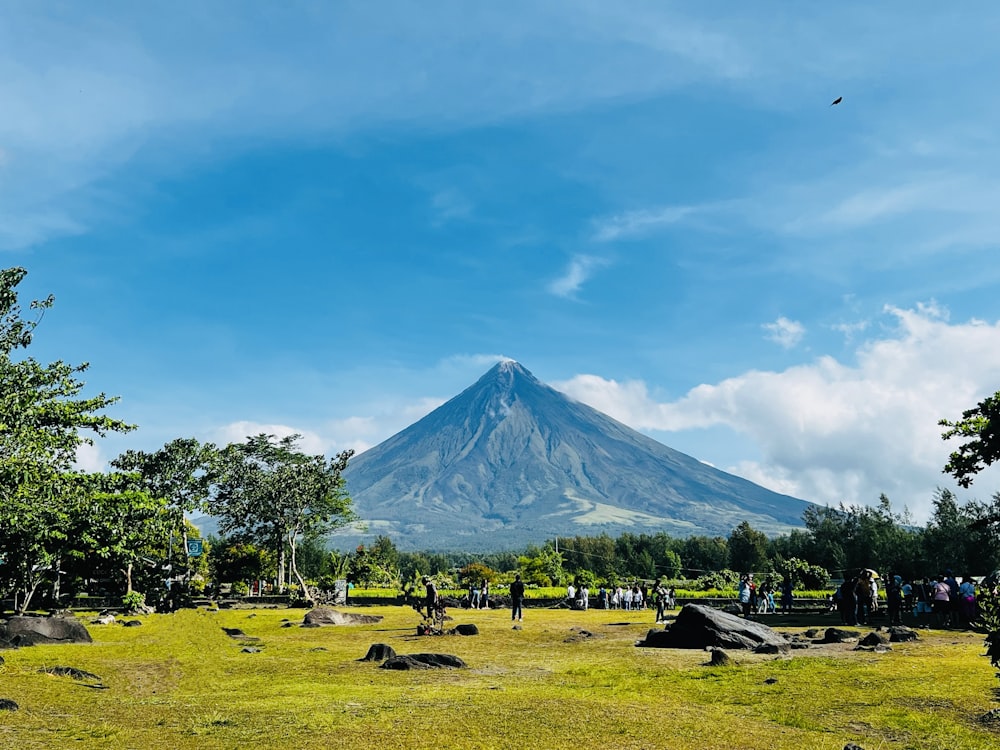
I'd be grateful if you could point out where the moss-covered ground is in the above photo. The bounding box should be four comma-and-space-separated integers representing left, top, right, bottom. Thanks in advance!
0, 604, 996, 749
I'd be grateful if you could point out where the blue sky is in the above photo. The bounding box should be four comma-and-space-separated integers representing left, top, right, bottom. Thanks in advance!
5, 2, 1000, 523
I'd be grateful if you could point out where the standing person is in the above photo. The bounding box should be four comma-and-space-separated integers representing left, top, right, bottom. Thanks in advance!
886, 575, 904, 625
780, 576, 794, 615
738, 574, 753, 618
423, 576, 438, 620
510, 574, 525, 622
566, 582, 576, 605
958, 575, 977, 628
580, 584, 589, 611
653, 579, 666, 623
469, 581, 480, 609
932, 576, 951, 628
480, 579, 490, 609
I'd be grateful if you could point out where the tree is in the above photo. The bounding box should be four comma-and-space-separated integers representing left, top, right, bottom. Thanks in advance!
727, 521, 769, 574
0, 267, 133, 612
207, 434, 355, 601
941, 392, 1000, 488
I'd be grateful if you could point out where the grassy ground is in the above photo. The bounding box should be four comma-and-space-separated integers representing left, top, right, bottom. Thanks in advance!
0, 604, 996, 749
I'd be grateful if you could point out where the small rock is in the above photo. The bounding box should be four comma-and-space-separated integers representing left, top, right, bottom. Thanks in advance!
380, 653, 466, 670
91, 615, 116, 626
281, 622, 294, 628
888, 626, 919, 643
707, 647, 732, 666
0, 698, 18, 711
41, 666, 102, 681
843, 744, 866, 750
121, 620, 142, 628
241, 646, 262, 653
764, 677, 778, 684
454, 624, 479, 636
360, 643, 396, 662
512, 624, 522, 631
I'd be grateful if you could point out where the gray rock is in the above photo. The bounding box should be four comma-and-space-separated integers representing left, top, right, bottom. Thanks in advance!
40, 666, 101, 681
816, 628, 862, 644
858, 632, 889, 647
360, 643, 396, 662
121, 620, 142, 628
0, 698, 18, 711
380, 653, 467, 670
91, 615, 116, 626
303, 608, 383, 626
0, 615, 92, 646
636, 604, 790, 651
453, 623, 479, 636
241, 646, 262, 653
754, 642, 791, 655
888, 626, 919, 642
707, 647, 732, 666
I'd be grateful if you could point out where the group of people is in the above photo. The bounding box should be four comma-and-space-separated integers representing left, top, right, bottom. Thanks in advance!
835, 569, 980, 629
467, 579, 491, 609
737, 574, 796, 618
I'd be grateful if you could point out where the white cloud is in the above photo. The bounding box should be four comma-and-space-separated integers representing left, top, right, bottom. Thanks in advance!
762, 317, 805, 349
554, 304, 1000, 521
74, 441, 106, 473
593, 205, 697, 242
548, 255, 608, 298
215, 421, 328, 456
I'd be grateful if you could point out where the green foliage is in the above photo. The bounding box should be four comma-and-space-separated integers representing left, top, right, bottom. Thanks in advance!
692, 569, 740, 591
121, 590, 146, 612
941, 392, 1000, 487
518, 545, 564, 586
728, 521, 769, 573
457, 561, 496, 586
208, 538, 273, 585
773, 556, 830, 590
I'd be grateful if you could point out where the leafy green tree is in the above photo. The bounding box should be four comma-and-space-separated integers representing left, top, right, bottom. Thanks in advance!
518, 545, 564, 586
941, 392, 1000, 487
207, 434, 355, 600
727, 521, 769, 573
457, 561, 496, 587
0, 267, 133, 612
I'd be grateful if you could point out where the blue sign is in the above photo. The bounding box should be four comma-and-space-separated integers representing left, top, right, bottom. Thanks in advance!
186, 539, 204, 557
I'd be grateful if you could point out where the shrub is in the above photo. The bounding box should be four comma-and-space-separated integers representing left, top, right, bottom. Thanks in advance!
121, 591, 146, 612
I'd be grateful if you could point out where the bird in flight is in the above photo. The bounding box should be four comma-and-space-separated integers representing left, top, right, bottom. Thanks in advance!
830, 96, 843, 106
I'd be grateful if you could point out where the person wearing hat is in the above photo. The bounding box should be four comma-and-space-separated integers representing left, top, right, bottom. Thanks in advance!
423, 576, 438, 619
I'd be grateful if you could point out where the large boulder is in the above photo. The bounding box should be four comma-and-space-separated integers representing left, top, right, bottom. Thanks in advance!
0, 615, 92, 647
303, 608, 383, 626
636, 604, 788, 651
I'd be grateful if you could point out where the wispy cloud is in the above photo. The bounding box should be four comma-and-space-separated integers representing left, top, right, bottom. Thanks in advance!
592, 205, 697, 242
548, 255, 609, 298
762, 317, 805, 349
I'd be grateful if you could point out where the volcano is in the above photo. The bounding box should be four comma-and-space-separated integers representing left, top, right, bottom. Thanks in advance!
338, 360, 813, 550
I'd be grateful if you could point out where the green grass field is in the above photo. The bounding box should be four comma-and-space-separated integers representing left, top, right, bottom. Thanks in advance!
0, 604, 996, 749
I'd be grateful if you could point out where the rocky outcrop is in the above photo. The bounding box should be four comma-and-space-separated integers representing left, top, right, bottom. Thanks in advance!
0, 615, 92, 647
636, 604, 789, 651
303, 608, 383, 626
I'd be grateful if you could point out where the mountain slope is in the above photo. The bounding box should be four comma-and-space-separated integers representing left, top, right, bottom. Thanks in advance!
339, 360, 814, 550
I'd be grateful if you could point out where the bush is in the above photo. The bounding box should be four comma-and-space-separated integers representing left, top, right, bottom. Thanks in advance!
231, 581, 250, 596
692, 569, 739, 591
121, 591, 146, 612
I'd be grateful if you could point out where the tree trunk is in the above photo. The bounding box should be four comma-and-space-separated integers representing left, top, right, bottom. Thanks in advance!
125, 562, 134, 594
288, 530, 313, 604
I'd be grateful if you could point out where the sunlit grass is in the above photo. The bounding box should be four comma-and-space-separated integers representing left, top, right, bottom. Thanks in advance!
0, 604, 996, 749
